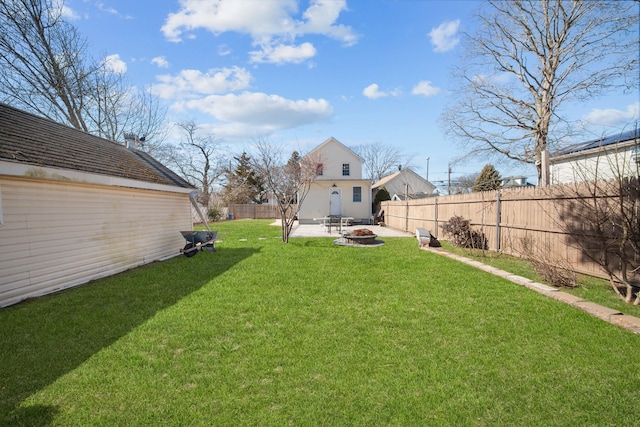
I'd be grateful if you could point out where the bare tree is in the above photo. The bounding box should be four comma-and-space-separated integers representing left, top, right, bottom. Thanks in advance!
251, 138, 319, 243
0, 0, 168, 147
546, 143, 639, 304
172, 120, 227, 207
0, 0, 92, 131
450, 172, 479, 194
351, 142, 412, 182
85, 64, 168, 147
442, 0, 639, 183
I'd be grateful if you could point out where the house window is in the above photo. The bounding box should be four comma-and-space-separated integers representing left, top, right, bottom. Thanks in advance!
353, 186, 362, 202
342, 163, 350, 176
316, 163, 324, 176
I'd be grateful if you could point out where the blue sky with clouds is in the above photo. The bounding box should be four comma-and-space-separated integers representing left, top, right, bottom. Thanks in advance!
64, 0, 639, 188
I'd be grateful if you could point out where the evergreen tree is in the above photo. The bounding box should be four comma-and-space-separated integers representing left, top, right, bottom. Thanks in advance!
221, 152, 265, 204
374, 187, 391, 204
473, 164, 501, 192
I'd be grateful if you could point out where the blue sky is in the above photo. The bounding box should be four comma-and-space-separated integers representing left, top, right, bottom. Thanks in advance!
64, 0, 639, 188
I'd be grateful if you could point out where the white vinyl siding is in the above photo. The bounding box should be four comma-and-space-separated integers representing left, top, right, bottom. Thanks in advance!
550, 144, 640, 184
0, 178, 192, 307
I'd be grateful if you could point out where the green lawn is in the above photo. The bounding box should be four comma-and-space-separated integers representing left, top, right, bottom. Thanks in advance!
439, 241, 640, 318
1, 219, 639, 426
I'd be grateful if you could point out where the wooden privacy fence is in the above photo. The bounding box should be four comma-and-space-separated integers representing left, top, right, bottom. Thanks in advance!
381, 181, 639, 280
228, 204, 279, 219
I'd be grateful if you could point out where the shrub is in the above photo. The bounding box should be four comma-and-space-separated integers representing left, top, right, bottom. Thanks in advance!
517, 236, 577, 288
207, 206, 222, 222
441, 215, 487, 249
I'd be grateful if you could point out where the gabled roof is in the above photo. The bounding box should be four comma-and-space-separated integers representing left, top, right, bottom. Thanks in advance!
553, 128, 640, 157
0, 103, 193, 189
306, 137, 364, 162
372, 168, 433, 189
372, 170, 401, 189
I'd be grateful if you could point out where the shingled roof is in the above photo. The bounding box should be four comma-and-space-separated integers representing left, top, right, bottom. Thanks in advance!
0, 103, 193, 189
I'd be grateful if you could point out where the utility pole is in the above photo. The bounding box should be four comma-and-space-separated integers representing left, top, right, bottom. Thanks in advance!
426, 157, 430, 181
447, 163, 451, 195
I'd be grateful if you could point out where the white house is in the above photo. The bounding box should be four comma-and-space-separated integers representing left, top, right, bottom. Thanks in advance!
501, 176, 534, 188
550, 128, 640, 184
372, 168, 436, 201
0, 103, 195, 307
298, 137, 372, 224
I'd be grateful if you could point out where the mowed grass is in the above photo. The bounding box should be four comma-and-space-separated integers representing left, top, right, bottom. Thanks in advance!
439, 241, 640, 318
1, 220, 639, 426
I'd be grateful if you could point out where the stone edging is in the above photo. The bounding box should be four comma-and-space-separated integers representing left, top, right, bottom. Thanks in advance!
422, 247, 640, 335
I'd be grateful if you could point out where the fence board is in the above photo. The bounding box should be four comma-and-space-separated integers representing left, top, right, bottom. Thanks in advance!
228, 204, 279, 219
382, 181, 638, 281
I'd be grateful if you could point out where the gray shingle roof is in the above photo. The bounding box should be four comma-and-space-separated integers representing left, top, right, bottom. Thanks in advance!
0, 103, 193, 189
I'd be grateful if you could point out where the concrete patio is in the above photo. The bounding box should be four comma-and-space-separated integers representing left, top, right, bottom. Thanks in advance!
273, 220, 413, 238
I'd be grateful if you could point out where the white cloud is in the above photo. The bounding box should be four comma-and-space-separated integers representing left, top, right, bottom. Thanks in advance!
175, 92, 333, 132
162, 0, 297, 41
161, 0, 357, 64
102, 54, 127, 74
582, 102, 640, 126
250, 42, 317, 64
363, 84, 401, 99
151, 56, 170, 68
60, 4, 80, 20
412, 80, 441, 97
152, 67, 252, 99
429, 19, 460, 53
363, 84, 386, 99
298, 0, 358, 46
96, 1, 118, 15
218, 44, 232, 56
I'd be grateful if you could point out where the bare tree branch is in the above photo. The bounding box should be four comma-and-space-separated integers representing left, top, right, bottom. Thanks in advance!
0, 0, 168, 147
441, 0, 639, 183
251, 138, 319, 243
172, 120, 227, 206
351, 142, 412, 182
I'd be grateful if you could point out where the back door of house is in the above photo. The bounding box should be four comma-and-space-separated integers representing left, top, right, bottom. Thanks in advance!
330, 189, 341, 216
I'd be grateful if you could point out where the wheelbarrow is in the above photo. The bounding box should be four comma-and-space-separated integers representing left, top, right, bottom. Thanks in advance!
180, 230, 218, 257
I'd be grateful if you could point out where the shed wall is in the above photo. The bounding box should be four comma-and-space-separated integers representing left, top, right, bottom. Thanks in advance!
0, 177, 192, 307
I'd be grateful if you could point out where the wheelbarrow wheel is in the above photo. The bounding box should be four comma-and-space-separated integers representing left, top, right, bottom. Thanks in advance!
183, 242, 198, 257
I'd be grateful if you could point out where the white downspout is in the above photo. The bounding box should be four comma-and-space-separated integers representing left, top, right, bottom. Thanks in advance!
189, 191, 211, 231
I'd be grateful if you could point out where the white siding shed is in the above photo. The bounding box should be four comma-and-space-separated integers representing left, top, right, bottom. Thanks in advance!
0, 103, 195, 307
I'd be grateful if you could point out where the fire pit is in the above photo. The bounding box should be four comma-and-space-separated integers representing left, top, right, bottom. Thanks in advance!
341, 228, 378, 245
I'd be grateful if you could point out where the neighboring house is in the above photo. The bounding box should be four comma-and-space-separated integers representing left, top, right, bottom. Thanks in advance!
549, 128, 640, 184
501, 176, 534, 188
0, 103, 195, 307
298, 137, 372, 224
372, 168, 436, 201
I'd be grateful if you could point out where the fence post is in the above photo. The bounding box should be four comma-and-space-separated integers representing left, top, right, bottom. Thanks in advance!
434, 197, 438, 238
495, 190, 501, 252
405, 200, 409, 232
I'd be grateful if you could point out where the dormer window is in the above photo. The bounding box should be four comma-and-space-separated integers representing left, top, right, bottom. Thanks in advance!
342, 163, 350, 176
